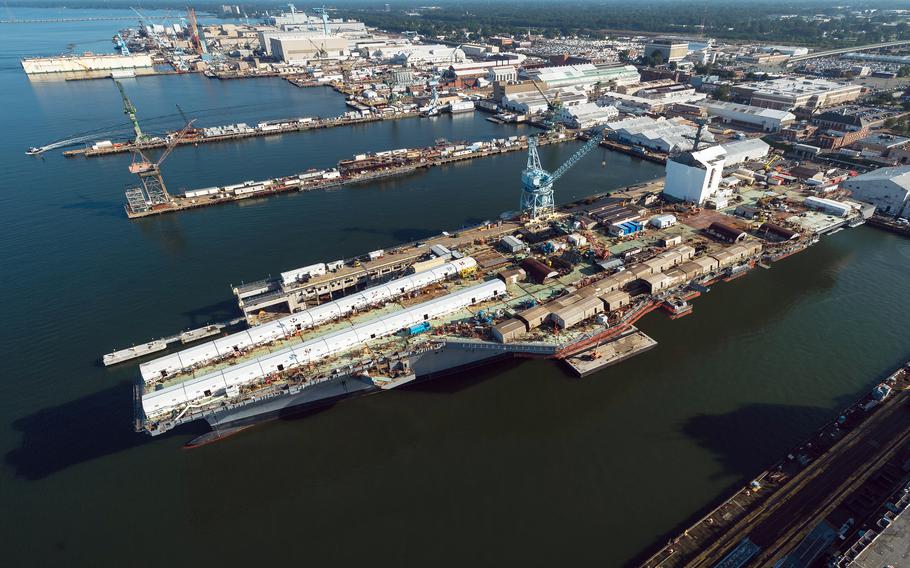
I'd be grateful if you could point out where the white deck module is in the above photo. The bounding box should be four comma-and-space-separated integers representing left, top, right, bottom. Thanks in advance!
142, 278, 506, 417
139, 257, 478, 383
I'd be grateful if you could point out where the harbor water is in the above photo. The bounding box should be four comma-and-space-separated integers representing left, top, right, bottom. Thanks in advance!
2, 8, 910, 566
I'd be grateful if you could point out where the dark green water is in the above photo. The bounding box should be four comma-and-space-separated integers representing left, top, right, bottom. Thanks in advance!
2, 8, 909, 567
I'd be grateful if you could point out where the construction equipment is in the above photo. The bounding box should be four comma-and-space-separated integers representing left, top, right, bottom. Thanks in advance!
114, 79, 147, 144
125, 119, 196, 211
530, 78, 562, 125
520, 129, 606, 220
115, 33, 130, 55
683, 117, 709, 151
187, 7, 203, 55
763, 154, 782, 171
306, 37, 328, 59
419, 81, 440, 117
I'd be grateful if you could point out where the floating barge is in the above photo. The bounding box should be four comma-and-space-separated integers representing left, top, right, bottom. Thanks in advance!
102, 322, 233, 366
62, 109, 421, 158
563, 327, 657, 377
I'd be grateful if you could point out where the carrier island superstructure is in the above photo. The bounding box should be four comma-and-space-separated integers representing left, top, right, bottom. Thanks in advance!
133, 176, 866, 441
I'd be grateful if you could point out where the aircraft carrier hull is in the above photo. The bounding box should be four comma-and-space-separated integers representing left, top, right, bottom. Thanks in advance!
189, 344, 513, 443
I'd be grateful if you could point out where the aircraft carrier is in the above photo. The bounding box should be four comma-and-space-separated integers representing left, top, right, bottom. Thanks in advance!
124, 131, 869, 446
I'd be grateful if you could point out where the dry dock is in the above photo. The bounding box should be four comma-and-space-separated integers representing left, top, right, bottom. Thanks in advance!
563, 327, 657, 377
124, 133, 572, 219
63, 110, 421, 158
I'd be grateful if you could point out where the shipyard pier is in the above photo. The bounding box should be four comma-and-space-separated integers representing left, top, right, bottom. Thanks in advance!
8, 4, 910, 566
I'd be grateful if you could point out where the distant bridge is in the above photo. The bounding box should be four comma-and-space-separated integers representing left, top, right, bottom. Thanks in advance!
0, 16, 137, 24
786, 40, 910, 64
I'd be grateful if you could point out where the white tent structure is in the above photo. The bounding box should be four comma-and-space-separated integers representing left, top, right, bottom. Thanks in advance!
140, 257, 478, 383
142, 279, 507, 417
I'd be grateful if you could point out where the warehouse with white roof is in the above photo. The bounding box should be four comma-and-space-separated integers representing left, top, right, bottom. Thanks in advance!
605, 116, 716, 154
701, 100, 796, 132
719, 138, 771, 166
554, 102, 619, 129
841, 165, 910, 219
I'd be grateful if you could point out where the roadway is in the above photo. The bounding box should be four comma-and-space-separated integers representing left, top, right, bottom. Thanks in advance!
787, 40, 910, 63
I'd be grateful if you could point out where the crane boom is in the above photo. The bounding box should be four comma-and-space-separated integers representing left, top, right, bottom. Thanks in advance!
530, 78, 552, 106
550, 130, 605, 182
114, 79, 144, 142
157, 119, 196, 166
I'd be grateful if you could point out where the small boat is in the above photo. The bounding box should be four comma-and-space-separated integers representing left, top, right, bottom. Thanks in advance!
26, 147, 42, 155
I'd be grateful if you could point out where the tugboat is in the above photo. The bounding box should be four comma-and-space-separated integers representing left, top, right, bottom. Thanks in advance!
662, 297, 693, 319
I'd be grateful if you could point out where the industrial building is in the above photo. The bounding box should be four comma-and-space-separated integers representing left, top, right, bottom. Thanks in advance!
841, 165, 910, 219
487, 65, 519, 83
501, 86, 587, 114
605, 116, 716, 154
733, 77, 863, 111
554, 102, 619, 129
370, 44, 465, 65
804, 196, 854, 217
644, 38, 689, 62
526, 63, 640, 90
718, 138, 770, 166
663, 145, 727, 205
599, 88, 705, 115
270, 10, 366, 33
446, 61, 521, 79
700, 101, 796, 132
269, 35, 350, 62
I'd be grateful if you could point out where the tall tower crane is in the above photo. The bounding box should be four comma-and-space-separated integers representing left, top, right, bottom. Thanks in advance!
124, 120, 196, 212
314, 5, 330, 36
187, 7, 204, 55
520, 130, 605, 220
114, 79, 146, 144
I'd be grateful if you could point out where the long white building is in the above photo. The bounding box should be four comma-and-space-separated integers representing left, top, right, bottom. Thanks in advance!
527, 63, 640, 90
140, 257, 478, 383
554, 102, 619, 129
701, 101, 796, 132
142, 279, 507, 417
369, 44, 465, 65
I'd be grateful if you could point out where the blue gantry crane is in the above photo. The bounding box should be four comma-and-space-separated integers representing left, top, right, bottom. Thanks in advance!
520, 129, 606, 220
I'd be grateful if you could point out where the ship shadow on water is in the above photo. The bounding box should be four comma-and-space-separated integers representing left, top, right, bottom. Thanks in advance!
339, 225, 440, 243
60, 195, 125, 218
399, 356, 521, 395
179, 298, 242, 330
625, 393, 868, 567
4, 380, 207, 481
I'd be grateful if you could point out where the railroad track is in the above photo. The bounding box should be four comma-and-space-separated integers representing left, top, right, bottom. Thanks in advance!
753, 398, 910, 566
683, 389, 910, 567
